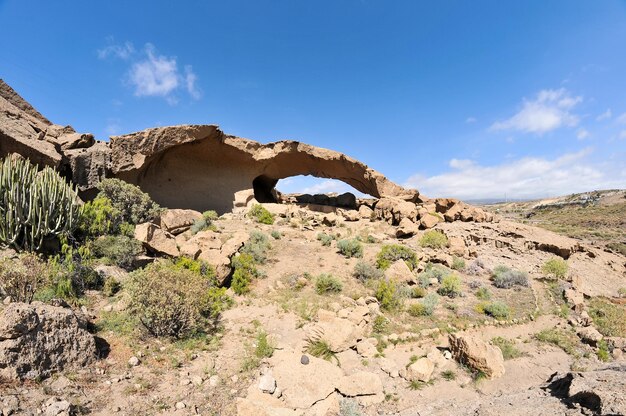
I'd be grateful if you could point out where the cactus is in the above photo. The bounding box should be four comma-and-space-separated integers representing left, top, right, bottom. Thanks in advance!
0, 156, 81, 251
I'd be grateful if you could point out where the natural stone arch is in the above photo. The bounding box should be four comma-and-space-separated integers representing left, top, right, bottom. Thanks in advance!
110, 125, 419, 213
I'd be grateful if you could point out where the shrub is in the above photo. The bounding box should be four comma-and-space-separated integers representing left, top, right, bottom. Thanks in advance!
438, 274, 462, 298
411, 286, 426, 298
466, 258, 488, 276
451, 256, 466, 271
491, 266, 529, 289
407, 303, 426, 317
337, 239, 363, 258
231, 253, 260, 295
190, 210, 219, 235
491, 337, 523, 359
475, 287, 492, 300
0, 254, 47, 303
103, 276, 121, 297
375, 279, 403, 311
596, 339, 610, 362
542, 258, 568, 279
248, 204, 275, 225
271, 230, 281, 240
47, 246, 101, 298
315, 274, 343, 294
372, 315, 388, 333
96, 178, 163, 225
588, 298, 626, 337
339, 398, 362, 416
174, 256, 216, 279
353, 261, 384, 282
482, 301, 510, 320
376, 244, 418, 271
535, 329, 580, 356
88, 235, 143, 270
241, 231, 271, 264
127, 261, 224, 338
441, 370, 456, 381
255, 331, 275, 359
76, 196, 124, 238
317, 232, 334, 247
421, 293, 439, 315
419, 230, 448, 249
0, 156, 81, 252
305, 338, 337, 363
418, 264, 450, 287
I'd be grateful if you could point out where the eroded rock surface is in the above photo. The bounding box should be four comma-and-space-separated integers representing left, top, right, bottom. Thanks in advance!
0, 302, 98, 380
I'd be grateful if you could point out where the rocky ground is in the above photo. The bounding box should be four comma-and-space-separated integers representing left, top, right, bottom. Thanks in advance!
1, 199, 625, 416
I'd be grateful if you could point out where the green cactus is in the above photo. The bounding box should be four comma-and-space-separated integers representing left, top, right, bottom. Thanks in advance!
0, 156, 81, 252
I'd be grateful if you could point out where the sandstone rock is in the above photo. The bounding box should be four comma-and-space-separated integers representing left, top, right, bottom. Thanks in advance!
406, 357, 435, 382
564, 288, 585, 313
134, 223, 179, 257
233, 189, 257, 210
447, 236, 467, 257
307, 315, 364, 353
420, 212, 442, 229
358, 205, 374, 219
374, 197, 418, 225
341, 209, 360, 222
0, 303, 97, 380
355, 339, 378, 358
384, 260, 415, 284
379, 357, 400, 378
110, 124, 418, 214
337, 371, 383, 397
546, 365, 626, 415
449, 333, 505, 379
158, 209, 203, 235
271, 349, 343, 409
396, 217, 419, 238
43, 397, 73, 416
577, 326, 603, 346
258, 373, 277, 394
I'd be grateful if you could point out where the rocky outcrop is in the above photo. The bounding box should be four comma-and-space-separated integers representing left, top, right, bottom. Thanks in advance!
448, 333, 505, 379
0, 79, 109, 196
0, 302, 98, 380
109, 125, 419, 213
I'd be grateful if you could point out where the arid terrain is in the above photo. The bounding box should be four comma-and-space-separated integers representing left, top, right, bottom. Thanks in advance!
0, 81, 625, 416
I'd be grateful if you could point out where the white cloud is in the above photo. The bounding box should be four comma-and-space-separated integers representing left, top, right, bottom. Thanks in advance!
404, 148, 626, 200
98, 40, 135, 60
616, 112, 626, 124
490, 88, 582, 134
465, 117, 477, 123
184, 65, 201, 99
596, 108, 612, 121
128, 44, 180, 98
576, 128, 590, 140
276, 177, 366, 197
99, 40, 201, 103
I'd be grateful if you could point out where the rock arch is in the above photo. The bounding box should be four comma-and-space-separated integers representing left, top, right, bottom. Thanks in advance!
110, 125, 419, 213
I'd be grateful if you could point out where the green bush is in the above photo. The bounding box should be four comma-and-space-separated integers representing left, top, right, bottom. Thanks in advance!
376, 244, 418, 271
76, 196, 124, 238
337, 239, 363, 258
248, 204, 275, 225
418, 264, 450, 287
375, 279, 403, 311
240, 231, 271, 264
588, 298, 626, 337
128, 261, 226, 338
103, 276, 121, 297
231, 253, 260, 295
271, 230, 282, 240
482, 301, 510, 320
438, 274, 462, 298
190, 210, 219, 235
0, 254, 47, 303
96, 178, 163, 225
419, 230, 448, 249
451, 256, 466, 271
317, 232, 334, 247
315, 273, 343, 294
47, 246, 101, 299
353, 261, 383, 282
407, 303, 426, 317
491, 337, 523, 360
491, 265, 529, 288
0, 156, 81, 252
88, 235, 143, 270
174, 257, 216, 279
475, 287, 492, 300
542, 258, 568, 279
421, 293, 439, 315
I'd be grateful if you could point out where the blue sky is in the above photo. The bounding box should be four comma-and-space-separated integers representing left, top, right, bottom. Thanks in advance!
1, 0, 625, 200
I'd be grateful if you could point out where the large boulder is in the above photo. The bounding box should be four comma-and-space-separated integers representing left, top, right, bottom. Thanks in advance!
0, 302, 98, 380
158, 209, 203, 235
134, 223, 179, 257
448, 333, 505, 379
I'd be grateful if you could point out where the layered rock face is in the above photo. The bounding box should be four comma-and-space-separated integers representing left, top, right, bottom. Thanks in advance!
0, 80, 493, 226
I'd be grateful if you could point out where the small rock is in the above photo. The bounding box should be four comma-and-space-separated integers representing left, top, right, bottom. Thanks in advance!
300, 355, 310, 365
128, 356, 140, 367
258, 373, 277, 394
406, 358, 435, 382
175, 402, 186, 410
208, 375, 219, 387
